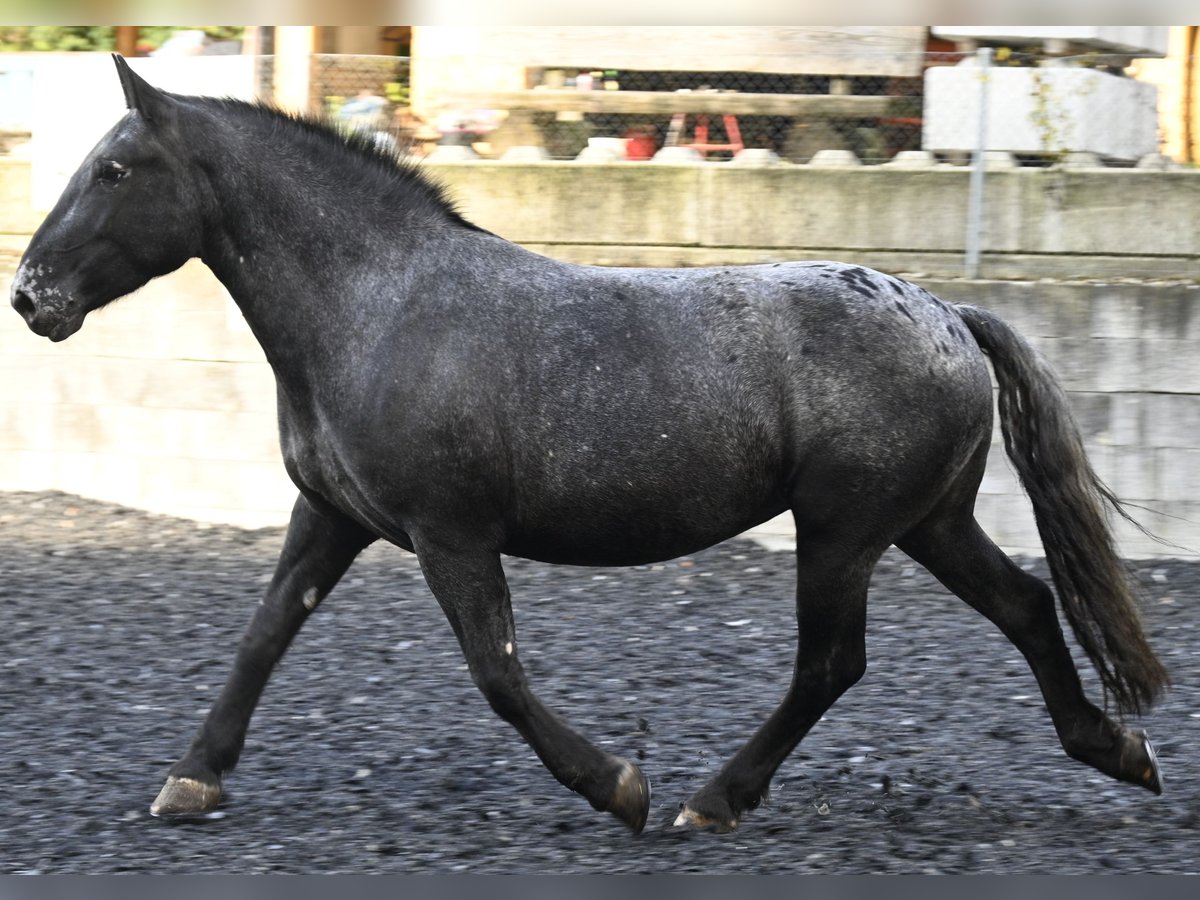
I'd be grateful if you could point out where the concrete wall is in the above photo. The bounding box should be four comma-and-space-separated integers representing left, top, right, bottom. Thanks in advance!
428, 160, 1200, 280
0, 258, 294, 527
2, 157, 1198, 556
921, 279, 1200, 558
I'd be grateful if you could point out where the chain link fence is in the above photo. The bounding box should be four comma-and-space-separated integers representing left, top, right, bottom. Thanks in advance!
502, 60, 932, 164
375, 48, 1188, 168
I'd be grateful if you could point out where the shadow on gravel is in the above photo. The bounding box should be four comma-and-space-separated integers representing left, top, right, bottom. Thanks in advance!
2, 491, 1197, 873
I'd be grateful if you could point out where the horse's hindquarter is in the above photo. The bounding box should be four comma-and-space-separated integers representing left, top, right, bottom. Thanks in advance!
768, 264, 996, 541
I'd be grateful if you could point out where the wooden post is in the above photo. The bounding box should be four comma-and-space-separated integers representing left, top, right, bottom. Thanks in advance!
273, 26, 316, 114
1186, 26, 1198, 164
115, 26, 139, 58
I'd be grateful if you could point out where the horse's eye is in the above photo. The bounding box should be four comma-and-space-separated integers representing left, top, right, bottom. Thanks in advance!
97, 161, 129, 186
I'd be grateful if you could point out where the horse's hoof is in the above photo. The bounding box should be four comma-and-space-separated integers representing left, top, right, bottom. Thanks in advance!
1132, 732, 1164, 795
673, 804, 737, 833
149, 775, 222, 817
608, 761, 651, 834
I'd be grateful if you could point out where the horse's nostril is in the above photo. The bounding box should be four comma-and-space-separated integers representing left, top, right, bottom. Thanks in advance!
11, 289, 37, 322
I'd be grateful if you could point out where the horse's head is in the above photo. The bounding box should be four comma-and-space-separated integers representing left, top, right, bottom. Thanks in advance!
10, 56, 203, 341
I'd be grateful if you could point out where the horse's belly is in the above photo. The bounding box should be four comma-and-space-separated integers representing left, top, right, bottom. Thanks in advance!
504, 473, 787, 566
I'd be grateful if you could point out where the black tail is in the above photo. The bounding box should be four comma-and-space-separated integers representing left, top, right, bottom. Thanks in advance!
956, 304, 1169, 716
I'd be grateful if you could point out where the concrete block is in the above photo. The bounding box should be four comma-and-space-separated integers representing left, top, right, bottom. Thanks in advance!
884, 150, 937, 168
1090, 290, 1143, 339
1123, 500, 1200, 557
808, 149, 861, 167
730, 149, 783, 167
1141, 339, 1200, 394
583, 137, 627, 159
652, 147, 704, 164
0, 398, 54, 451
978, 441, 1020, 497
172, 408, 283, 463
52, 451, 146, 510
941, 280, 1092, 340
1068, 392, 1114, 444
429, 162, 704, 247
1060, 151, 1105, 169
973, 492, 1039, 556
0, 448, 56, 491
981, 151, 1019, 170
1040, 336, 1143, 392
1136, 153, 1181, 170
924, 65, 1159, 161
136, 455, 262, 513
576, 145, 625, 163
501, 146, 551, 162
1019, 171, 1200, 257
1094, 444, 1158, 500
38, 452, 293, 529
1138, 288, 1200, 341
425, 144, 479, 162
1143, 394, 1200, 448
1156, 447, 1200, 499
1108, 500, 1197, 558
703, 167, 973, 253
1105, 393, 1147, 447
51, 403, 108, 454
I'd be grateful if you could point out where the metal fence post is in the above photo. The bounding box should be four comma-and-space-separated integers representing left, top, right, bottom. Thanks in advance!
965, 46, 993, 279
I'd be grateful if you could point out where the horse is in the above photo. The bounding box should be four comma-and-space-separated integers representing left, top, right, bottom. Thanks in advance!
9, 56, 1168, 834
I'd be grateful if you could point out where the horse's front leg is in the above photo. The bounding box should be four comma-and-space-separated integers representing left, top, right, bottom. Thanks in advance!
150, 495, 374, 815
415, 538, 651, 832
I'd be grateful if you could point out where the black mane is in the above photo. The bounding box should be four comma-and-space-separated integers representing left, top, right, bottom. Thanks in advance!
198, 94, 482, 231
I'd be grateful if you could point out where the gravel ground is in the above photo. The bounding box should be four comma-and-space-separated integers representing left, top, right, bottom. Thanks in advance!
2, 490, 1198, 874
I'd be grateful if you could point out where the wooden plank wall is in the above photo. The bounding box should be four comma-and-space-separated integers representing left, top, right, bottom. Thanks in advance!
473, 26, 928, 77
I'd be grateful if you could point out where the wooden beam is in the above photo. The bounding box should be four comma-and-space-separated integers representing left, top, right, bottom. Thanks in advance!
455, 26, 928, 78
431, 89, 918, 119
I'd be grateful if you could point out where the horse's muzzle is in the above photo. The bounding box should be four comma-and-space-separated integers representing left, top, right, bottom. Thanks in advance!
10, 286, 83, 342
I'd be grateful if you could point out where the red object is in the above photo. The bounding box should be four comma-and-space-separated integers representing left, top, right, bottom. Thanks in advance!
670, 113, 744, 157
625, 129, 657, 160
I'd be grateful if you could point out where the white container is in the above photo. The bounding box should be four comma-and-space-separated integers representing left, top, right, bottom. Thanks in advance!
922, 63, 1160, 161
652, 146, 704, 164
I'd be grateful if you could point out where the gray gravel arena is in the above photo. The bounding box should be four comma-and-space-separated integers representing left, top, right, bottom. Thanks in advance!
2, 490, 1198, 873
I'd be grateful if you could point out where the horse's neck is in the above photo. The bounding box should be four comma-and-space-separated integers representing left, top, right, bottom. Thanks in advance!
198, 156, 421, 376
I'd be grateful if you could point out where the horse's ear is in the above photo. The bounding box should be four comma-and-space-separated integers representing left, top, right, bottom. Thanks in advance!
112, 53, 174, 123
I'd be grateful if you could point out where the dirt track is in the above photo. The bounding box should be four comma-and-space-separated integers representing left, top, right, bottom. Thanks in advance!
2, 490, 1197, 873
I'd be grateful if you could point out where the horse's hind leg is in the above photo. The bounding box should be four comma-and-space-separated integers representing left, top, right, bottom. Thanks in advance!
897, 512, 1162, 794
151, 495, 375, 815
676, 539, 881, 831
414, 538, 651, 832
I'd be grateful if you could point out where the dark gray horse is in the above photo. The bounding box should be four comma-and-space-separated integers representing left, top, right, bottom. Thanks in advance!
9, 57, 1167, 833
